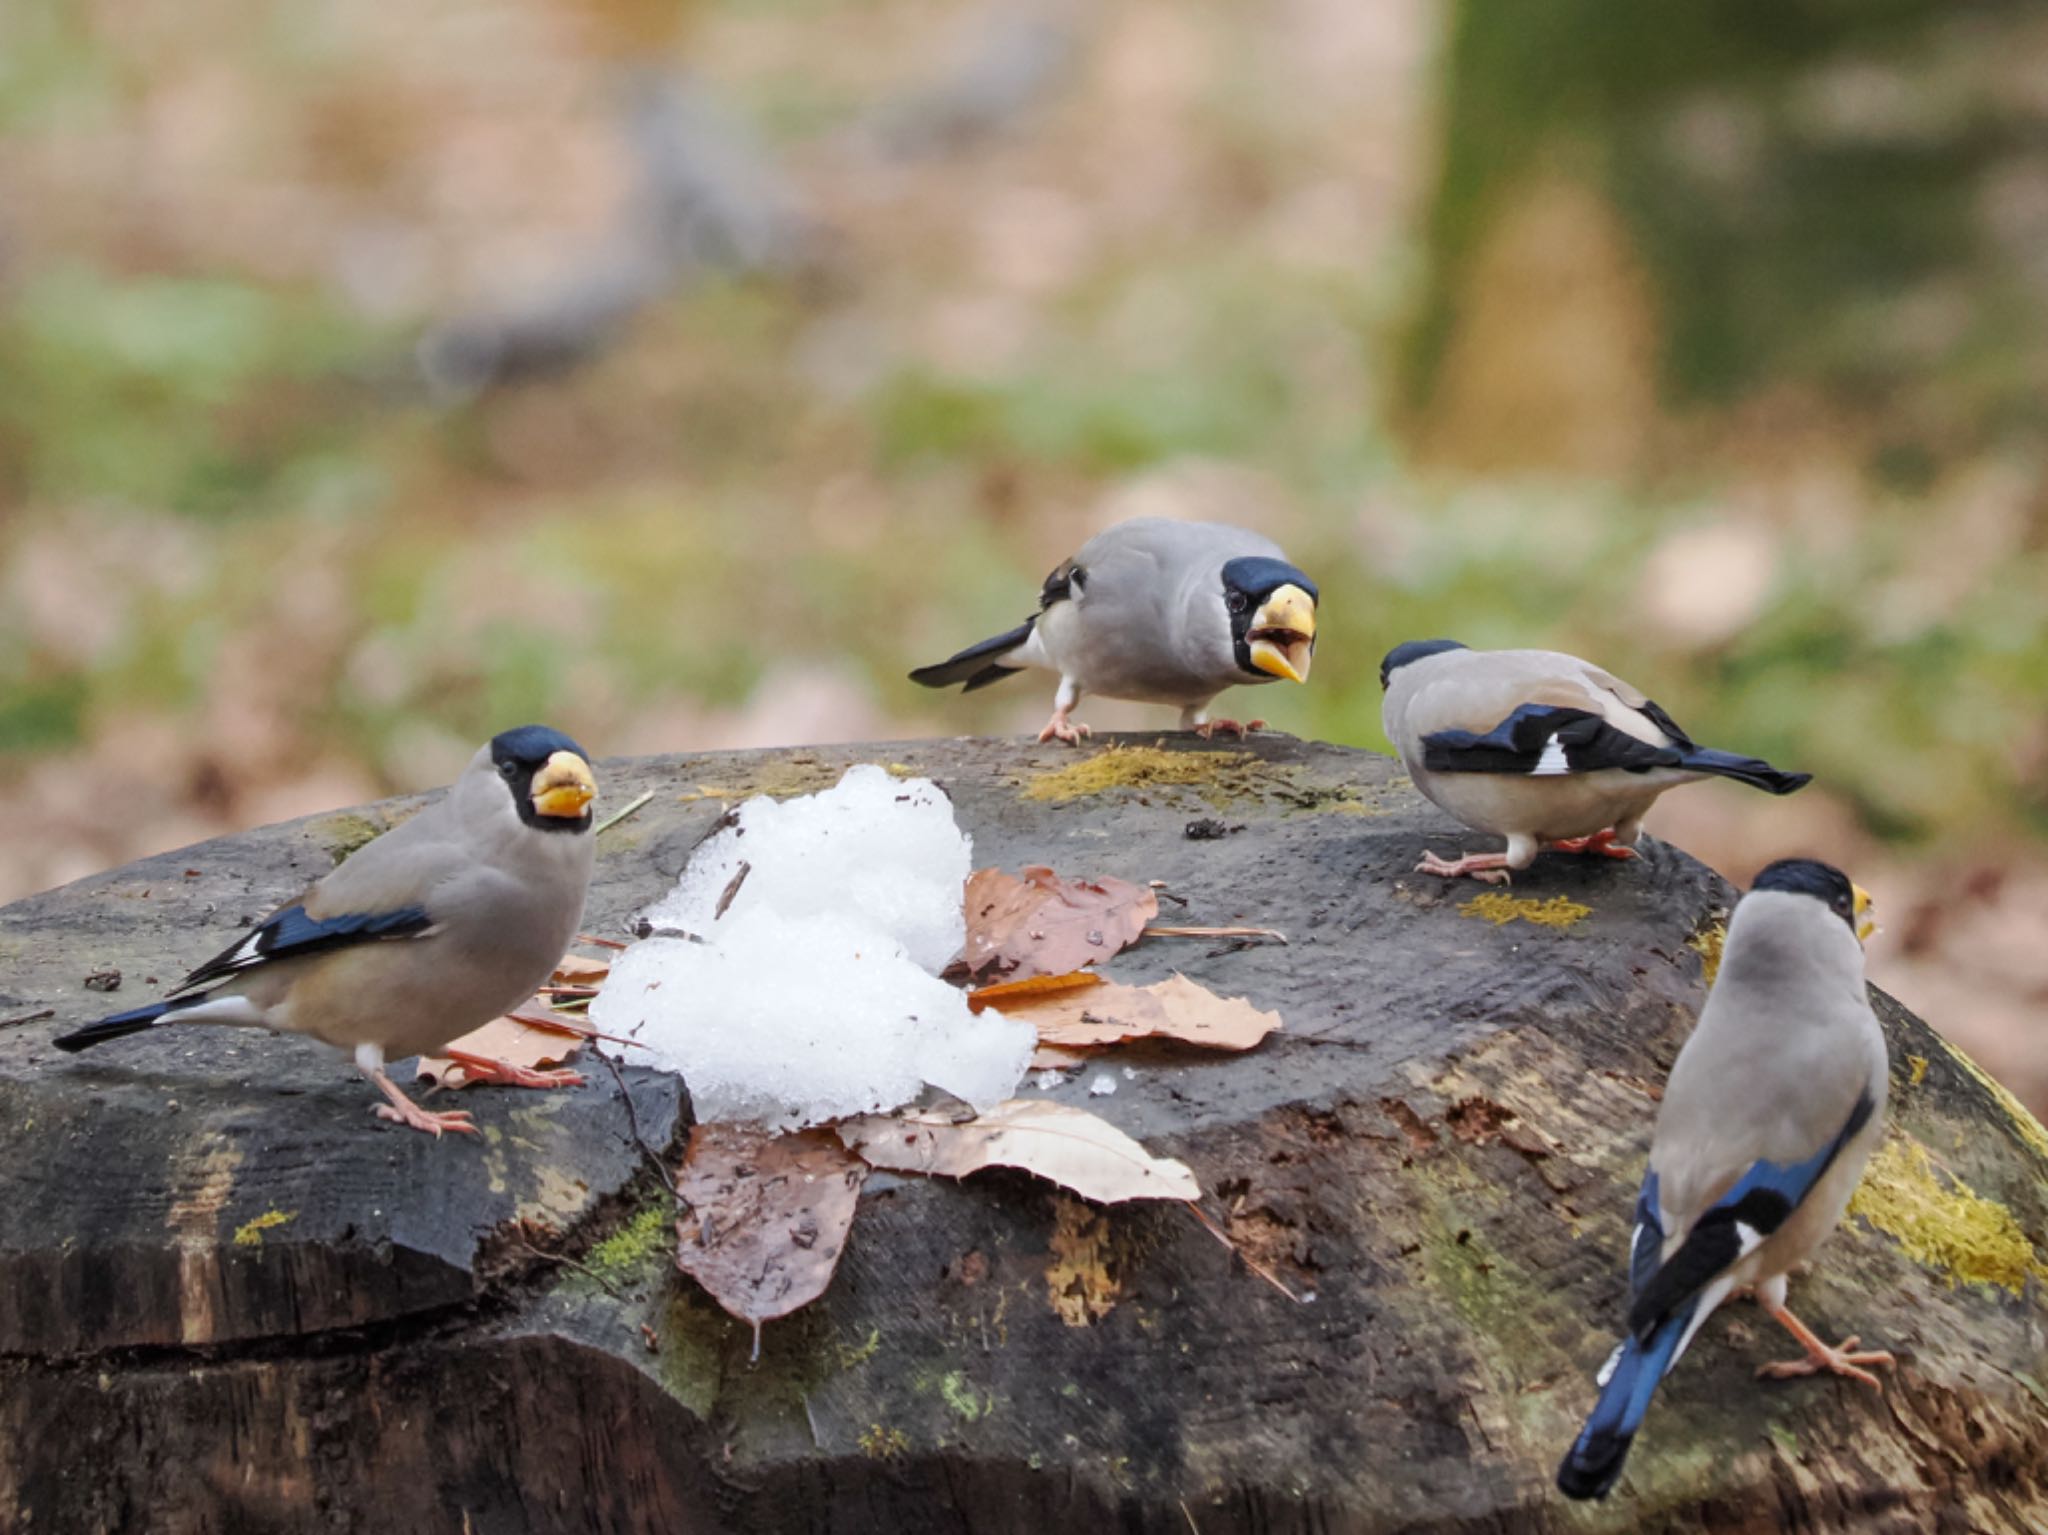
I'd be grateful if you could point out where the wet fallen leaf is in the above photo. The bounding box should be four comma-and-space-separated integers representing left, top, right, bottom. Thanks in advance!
957, 866, 1159, 982
674, 1124, 868, 1351
838, 1099, 1199, 1203
418, 1012, 588, 1088
995, 972, 1282, 1052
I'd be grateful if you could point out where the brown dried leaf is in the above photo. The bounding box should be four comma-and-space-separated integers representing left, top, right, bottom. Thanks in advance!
838, 1099, 1199, 1204
552, 954, 612, 985
966, 969, 1104, 1014
417, 1012, 587, 1088
1030, 1043, 1095, 1070
997, 972, 1281, 1052
958, 866, 1159, 982
674, 1124, 868, 1337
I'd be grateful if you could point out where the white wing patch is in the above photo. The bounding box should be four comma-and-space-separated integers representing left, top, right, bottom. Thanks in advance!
1734, 1220, 1767, 1258
217, 930, 269, 972
1595, 1339, 1627, 1388
1532, 734, 1572, 776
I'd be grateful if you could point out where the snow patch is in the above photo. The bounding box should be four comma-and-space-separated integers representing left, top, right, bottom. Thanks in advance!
594, 765, 1032, 1129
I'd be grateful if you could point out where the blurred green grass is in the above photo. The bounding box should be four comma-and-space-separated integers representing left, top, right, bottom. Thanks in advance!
0, 0, 2043, 898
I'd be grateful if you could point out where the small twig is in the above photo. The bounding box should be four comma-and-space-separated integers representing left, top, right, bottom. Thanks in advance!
1182, 1201, 1305, 1304
575, 932, 629, 950
539, 984, 603, 1001
599, 1047, 679, 1201
1180, 1499, 1201, 1534
713, 861, 752, 920
594, 790, 655, 837
506, 1008, 648, 1050
516, 1238, 627, 1300
1144, 924, 1288, 944
0, 1008, 55, 1031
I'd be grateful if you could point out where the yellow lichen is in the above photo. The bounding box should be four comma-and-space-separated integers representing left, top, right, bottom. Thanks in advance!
231, 1209, 295, 1248
1457, 892, 1591, 930
1687, 921, 1726, 985
1847, 1137, 2045, 1293
1939, 1039, 2048, 1166
676, 759, 848, 803
1022, 744, 1257, 806
858, 1424, 909, 1459
1907, 1056, 1929, 1088
1045, 1196, 1121, 1325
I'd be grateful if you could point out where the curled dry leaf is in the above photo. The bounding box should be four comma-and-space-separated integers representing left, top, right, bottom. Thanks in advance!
967, 969, 1103, 1014
957, 866, 1159, 983
1001, 972, 1282, 1053
552, 954, 612, 985
417, 1010, 588, 1089
1030, 1043, 1094, 1070
838, 1099, 1199, 1204
674, 1124, 869, 1346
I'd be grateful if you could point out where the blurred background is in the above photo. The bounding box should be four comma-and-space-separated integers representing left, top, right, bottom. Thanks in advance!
1, 0, 2043, 1108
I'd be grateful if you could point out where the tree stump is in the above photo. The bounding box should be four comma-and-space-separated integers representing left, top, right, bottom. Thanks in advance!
2, 735, 2044, 1533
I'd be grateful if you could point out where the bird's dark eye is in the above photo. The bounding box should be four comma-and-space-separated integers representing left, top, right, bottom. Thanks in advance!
1226, 590, 1249, 614
500, 761, 520, 780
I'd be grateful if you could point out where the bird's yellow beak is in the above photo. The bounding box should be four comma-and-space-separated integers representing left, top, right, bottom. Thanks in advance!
1852, 883, 1876, 945
1247, 584, 1317, 684
531, 751, 597, 819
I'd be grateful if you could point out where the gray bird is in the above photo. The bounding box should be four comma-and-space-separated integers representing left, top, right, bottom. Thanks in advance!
1557, 858, 1888, 1500
54, 725, 599, 1138
1379, 640, 1811, 882
911, 517, 1319, 742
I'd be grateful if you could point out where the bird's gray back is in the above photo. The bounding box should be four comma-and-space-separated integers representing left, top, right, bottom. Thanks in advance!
1651, 895, 1885, 1230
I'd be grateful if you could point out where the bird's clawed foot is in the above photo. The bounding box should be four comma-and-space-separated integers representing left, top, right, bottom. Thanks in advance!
1037, 714, 1092, 746
1547, 827, 1638, 861
443, 1050, 586, 1090
1195, 718, 1265, 740
1758, 1302, 1893, 1389
368, 1068, 479, 1138
1415, 849, 1513, 885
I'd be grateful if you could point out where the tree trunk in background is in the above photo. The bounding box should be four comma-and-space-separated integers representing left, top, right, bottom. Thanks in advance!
1406, 0, 2048, 478
2, 737, 2046, 1531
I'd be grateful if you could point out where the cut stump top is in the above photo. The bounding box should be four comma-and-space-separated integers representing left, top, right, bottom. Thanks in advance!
2, 734, 2044, 1534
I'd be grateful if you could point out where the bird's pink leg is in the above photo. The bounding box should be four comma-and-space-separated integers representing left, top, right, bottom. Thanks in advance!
443, 1049, 586, 1089
368, 1068, 478, 1137
1036, 678, 1091, 746
1414, 849, 1513, 885
1195, 718, 1266, 740
1755, 1298, 1893, 1388
1546, 827, 1638, 860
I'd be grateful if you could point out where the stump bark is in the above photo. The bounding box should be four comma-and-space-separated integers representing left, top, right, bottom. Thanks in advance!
1, 735, 2044, 1534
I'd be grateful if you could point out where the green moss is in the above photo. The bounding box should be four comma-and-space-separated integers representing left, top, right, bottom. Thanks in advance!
231, 1209, 295, 1248
1458, 892, 1592, 930
315, 811, 388, 864
583, 1204, 672, 1281
934, 1369, 994, 1422
1021, 745, 1268, 809
654, 1291, 726, 1418
1848, 1136, 2046, 1293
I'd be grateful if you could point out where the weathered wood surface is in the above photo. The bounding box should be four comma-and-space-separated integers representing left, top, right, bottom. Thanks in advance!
1, 735, 2044, 1534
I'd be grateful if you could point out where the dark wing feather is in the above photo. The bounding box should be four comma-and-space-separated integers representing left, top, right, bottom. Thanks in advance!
1422, 705, 1682, 777
1625, 1091, 1877, 1339
174, 902, 436, 994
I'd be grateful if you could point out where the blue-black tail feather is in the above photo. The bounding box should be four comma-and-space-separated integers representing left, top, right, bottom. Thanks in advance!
1556, 1311, 1691, 1501
909, 619, 1035, 691
51, 997, 191, 1052
1674, 748, 1811, 796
